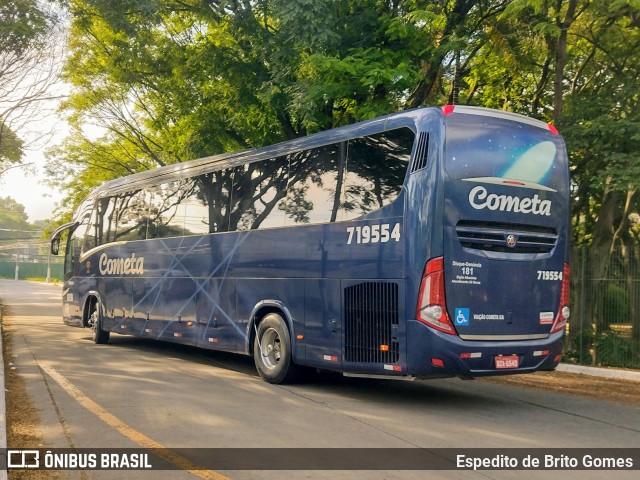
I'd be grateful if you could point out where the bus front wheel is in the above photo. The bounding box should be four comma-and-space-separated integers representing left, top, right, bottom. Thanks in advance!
253, 313, 298, 384
89, 307, 110, 344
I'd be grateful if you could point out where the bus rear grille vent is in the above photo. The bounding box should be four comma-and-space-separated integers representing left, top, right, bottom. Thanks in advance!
456, 220, 557, 254
410, 133, 429, 173
345, 282, 399, 363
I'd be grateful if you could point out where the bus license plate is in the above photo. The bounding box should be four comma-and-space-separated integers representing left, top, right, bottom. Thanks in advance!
495, 355, 519, 369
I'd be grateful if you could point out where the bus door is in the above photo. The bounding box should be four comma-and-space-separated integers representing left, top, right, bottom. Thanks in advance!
60, 217, 90, 326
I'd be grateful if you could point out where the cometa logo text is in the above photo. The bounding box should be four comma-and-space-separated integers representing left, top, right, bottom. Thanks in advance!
99, 253, 145, 275
468, 185, 551, 216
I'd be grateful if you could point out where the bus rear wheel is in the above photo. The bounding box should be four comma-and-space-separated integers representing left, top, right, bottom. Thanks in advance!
253, 313, 298, 384
89, 307, 110, 344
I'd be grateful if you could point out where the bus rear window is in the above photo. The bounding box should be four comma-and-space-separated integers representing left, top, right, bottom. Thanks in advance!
444, 113, 567, 192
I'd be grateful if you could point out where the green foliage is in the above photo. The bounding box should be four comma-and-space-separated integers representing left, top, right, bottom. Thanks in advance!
561, 0, 640, 241
564, 327, 594, 364
594, 332, 640, 369
0, 0, 50, 55
0, 196, 36, 231
0, 120, 24, 166
601, 284, 631, 327
0, 0, 54, 169
50, 0, 640, 263
565, 327, 640, 369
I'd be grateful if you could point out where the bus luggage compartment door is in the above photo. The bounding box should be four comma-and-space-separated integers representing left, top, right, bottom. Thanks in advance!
304, 279, 342, 370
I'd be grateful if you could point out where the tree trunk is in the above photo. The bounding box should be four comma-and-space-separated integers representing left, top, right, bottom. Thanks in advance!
407, 0, 475, 108
585, 183, 618, 348
553, 0, 578, 124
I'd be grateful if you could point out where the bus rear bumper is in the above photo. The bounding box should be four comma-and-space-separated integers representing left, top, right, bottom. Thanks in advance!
406, 320, 565, 378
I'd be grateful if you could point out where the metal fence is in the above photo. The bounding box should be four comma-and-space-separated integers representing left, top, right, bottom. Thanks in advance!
0, 239, 64, 282
0, 261, 64, 281
567, 246, 640, 369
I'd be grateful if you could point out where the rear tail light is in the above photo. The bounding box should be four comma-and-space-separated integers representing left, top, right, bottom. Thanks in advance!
442, 105, 455, 115
550, 263, 570, 333
431, 358, 445, 367
416, 257, 457, 335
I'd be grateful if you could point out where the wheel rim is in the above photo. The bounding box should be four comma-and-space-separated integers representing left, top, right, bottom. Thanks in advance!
259, 327, 282, 370
90, 311, 98, 335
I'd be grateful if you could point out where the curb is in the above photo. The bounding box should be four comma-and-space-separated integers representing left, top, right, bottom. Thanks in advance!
557, 363, 640, 383
0, 305, 7, 480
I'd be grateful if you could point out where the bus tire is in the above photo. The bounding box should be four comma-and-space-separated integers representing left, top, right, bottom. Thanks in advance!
253, 313, 298, 384
90, 307, 110, 344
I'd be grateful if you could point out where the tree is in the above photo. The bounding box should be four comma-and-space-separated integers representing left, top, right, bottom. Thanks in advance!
50, 1, 511, 209
562, 1, 640, 340
0, 1, 64, 172
44, 0, 640, 354
50, 0, 640, 261
0, 196, 37, 232
0, 121, 23, 166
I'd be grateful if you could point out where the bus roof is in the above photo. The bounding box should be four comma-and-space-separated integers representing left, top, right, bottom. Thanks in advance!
80, 106, 552, 204
444, 105, 555, 131
82, 108, 439, 203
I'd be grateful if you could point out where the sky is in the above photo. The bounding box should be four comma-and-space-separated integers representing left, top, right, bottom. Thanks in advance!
1, 145, 65, 223
1, 7, 70, 224
0, 120, 66, 223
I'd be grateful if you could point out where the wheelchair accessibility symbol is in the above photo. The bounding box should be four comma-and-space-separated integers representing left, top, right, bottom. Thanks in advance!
454, 308, 470, 326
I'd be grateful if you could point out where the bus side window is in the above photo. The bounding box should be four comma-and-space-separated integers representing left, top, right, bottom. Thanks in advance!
110, 190, 148, 241
65, 216, 90, 278
279, 129, 413, 226
284, 143, 346, 226
105, 198, 118, 243
93, 197, 115, 245
230, 156, 289, 231
343, 128, 413, 220
148, 183, 183, 238
84, 210, 97, 252
195, 171, 233, 234
182, 176, 213, 235
147, 173, 234, 239
84, 202, 104, 250
63, 230, 73, 279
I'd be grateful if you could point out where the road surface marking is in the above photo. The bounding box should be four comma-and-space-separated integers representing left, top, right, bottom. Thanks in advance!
41, 364, 231, 480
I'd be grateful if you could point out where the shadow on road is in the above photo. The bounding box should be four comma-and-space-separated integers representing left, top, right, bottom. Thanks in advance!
83, 333, 490, 409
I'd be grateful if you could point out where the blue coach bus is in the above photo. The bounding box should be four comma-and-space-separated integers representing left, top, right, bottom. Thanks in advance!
51, 105, 570, 384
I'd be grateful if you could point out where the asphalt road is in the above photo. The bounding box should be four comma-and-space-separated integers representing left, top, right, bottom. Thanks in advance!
1, 279, 639, 480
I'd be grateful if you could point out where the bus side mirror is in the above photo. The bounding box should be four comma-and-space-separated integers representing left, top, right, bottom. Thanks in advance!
49, 221, 77, 257
51, 238, 60, 256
